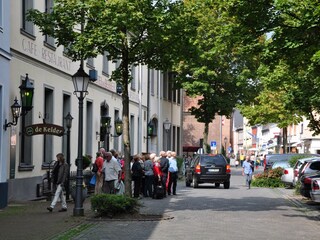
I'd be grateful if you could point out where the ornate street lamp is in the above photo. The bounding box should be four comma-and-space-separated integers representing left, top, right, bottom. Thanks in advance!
163, 118, 171, 132
163, 118, 171, 150
147, 121, 154, 136
64, 112, 73, 201
3, 98, 21, 130
19, 74, 34, 113
72, 65, 90, 217
101, 114, 111, 151
114, 117, 123, 136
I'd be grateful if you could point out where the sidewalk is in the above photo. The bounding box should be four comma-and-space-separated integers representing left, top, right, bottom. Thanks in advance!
0, 199, 92, 240
1, 176, 319, 240
0, 193, 173, 240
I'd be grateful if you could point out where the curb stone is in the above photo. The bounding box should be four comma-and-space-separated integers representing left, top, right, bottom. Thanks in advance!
273, 188, 320, 221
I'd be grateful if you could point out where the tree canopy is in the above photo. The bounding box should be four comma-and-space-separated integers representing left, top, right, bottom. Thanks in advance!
231, 0, 320, 135
28, 0, 189, 196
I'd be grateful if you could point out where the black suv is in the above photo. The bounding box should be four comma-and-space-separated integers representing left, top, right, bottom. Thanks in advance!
185, 154, 231, 189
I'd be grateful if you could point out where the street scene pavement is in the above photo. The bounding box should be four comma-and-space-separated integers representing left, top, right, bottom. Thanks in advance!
1, 167, 319, 240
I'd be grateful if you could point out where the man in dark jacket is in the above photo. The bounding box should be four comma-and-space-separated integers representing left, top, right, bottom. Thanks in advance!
159, 151, 169, 197
47, 153, 69, 212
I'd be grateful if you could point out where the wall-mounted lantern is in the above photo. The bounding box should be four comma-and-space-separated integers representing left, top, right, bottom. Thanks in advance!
147, 121, 154, 136
163, 118, 171, 132
3, 98, 21, 130
19, 74, 34, 113
114, 117, 123, 136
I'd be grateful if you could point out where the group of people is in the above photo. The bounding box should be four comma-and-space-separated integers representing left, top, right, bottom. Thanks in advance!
46, 148, 179, 212
93, 148, 179, 199
93, 148, 123, 195
131, 150, 179, 199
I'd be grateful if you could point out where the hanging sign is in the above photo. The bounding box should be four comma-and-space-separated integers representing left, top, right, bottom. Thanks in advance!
25, 123, 65, 137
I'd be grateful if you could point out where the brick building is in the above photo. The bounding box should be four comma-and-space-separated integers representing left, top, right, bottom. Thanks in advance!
182, 92, 232, 155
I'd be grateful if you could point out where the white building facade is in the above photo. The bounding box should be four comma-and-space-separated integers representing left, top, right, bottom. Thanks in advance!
0, 0, 12, 208
233, 111, 320, 157
1, 1, 182, 205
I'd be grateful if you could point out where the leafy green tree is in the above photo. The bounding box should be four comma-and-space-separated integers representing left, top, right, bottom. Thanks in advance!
173, 0, 261, 151
231, 0, 320, 135
27, 0, 189, 196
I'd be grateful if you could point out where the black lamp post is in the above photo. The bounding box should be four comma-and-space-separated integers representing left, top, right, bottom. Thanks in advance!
65, 112, 73, 201
19, 74, 34, 164
3, 98, 21, 130
72, 65, 90, 217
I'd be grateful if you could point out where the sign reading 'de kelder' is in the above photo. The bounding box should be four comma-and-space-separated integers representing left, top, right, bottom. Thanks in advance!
25, 124, 65, 137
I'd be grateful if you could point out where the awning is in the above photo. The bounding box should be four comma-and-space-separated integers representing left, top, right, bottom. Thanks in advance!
183, 146, 201, 152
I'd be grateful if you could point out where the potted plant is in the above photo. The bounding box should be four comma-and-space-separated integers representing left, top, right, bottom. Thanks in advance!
75, 155, 92, 170
70, 182, 87, 203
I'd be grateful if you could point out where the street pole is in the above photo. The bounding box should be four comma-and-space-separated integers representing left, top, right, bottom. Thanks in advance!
74, 91, 84, 216
66, 123, 71, 200
21, 112, 26, 164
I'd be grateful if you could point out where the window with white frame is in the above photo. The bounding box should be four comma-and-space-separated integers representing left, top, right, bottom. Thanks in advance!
45, 0, 55, 47
102, 51, 109, 76
0, 0, 3, 30
149, 68, 155, 96
87, 57, 94, 68
131, 65, 136, 90
22, 0, 34, 35
162, 72, 168, 100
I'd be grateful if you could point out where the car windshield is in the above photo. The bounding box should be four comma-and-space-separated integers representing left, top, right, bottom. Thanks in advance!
201, 155, 226, 165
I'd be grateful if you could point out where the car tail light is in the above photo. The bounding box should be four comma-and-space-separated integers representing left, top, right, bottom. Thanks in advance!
284, 169, 289, 174
195, 164, 201, 174
304, 177, 312, 184
312, 181, 319, 191
226, 164, 231, 173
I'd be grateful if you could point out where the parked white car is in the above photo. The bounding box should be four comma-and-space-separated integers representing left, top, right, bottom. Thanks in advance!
281, 167, 294, 187
310, 178, 320, 203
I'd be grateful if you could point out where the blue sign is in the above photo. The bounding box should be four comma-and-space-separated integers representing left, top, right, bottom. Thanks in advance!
210, 141, 217, 149
228, 147, 232, 153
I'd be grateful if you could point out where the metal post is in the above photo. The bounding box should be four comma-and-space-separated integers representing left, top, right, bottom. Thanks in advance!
288, 135, 291, 153
106, 133, 110, 152
20, 111, 26, 163
73, 92, 84, 216
66, 126, 71, 201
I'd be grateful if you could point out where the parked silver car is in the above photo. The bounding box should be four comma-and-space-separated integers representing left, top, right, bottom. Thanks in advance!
292, 157, 320, 186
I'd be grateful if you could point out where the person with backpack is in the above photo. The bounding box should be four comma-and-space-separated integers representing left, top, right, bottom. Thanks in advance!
143, 153, 154, 198
242, 155, 254, 190
94, 151, 104, 194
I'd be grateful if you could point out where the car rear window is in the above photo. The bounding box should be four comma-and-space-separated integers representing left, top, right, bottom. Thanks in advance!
200, 155, 226, 165
310, 161, 320, 171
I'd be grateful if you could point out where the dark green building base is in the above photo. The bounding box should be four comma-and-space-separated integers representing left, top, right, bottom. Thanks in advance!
0, 182, 8, 209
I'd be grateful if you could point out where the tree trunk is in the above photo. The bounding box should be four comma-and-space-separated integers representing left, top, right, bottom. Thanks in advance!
204, 122, 209, 153
283, 127, 287, 154
121, 40, 132, 197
